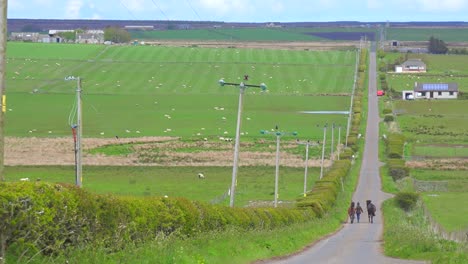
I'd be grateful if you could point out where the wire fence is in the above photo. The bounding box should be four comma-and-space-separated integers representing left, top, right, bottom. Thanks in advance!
413, 179, 448, 192
210, 187, 230, 204
422, 204, 468, 243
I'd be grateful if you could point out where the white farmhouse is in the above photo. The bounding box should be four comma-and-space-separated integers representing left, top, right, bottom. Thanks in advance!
403, 82, 458, 100
395, 59, 427, 73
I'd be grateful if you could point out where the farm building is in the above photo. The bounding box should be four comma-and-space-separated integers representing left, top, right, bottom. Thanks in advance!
402, 82, 458, 100
76, 30, 104, 44
9, 32, 49, 42
395, 59, 427, 73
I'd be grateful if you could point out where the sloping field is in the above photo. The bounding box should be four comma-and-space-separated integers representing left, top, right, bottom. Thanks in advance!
5, 165, 317, 206
395, 100, 468, 143
6, 42, 355, 139
387, 27, 468, 42
131, 27, 376, 42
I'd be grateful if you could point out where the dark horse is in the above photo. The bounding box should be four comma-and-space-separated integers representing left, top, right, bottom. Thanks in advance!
366, 200, 376, 223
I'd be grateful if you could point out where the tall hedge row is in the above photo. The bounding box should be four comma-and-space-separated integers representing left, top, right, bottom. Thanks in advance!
384, 132, 408, 182
0, 182, 317, 257
347, 48, 367, 152
385, 133, 405, 159
296, 160, 352, 216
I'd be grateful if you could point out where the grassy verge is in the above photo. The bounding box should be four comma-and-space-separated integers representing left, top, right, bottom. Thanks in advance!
383, 199, 468, 263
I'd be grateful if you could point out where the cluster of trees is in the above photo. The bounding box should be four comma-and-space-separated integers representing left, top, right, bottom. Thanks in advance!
104, 26, 131, 43
450, 48, 468, 55
428, 36, 448, 54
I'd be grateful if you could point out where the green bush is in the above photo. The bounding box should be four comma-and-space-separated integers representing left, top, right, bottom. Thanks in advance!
382, 108, 392, 115
340, 147, 354, 160
395, 192, 419, 211
389, 166, 409, 181
384, 115, 394, 122
386, 133, 405, 159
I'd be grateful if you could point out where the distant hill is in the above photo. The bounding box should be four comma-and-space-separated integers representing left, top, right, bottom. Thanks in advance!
7, 19, 468, 33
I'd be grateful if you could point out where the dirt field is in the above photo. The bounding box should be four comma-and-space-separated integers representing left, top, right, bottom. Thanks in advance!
5, 137, 329, 167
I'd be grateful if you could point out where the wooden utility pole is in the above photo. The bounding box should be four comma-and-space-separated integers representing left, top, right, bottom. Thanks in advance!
0, 0, 6, 183
319, 125, 327, 180
76, 78, 82, 187
0, 1, 8, 263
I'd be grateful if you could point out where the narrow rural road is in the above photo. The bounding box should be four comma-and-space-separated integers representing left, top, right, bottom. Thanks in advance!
266, 43, 425, 264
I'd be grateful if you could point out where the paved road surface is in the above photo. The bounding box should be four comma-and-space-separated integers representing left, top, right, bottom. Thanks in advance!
267, 43, 425, 264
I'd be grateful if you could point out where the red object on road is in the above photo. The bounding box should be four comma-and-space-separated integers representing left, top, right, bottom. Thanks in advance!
377, 90, 385, 96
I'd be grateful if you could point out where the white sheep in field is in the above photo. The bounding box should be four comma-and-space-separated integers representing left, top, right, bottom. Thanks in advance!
198, 173, 205, 179
20, 178, 30, 182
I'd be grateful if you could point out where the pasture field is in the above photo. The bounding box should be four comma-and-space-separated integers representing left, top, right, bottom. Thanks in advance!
386, 27, 468, 42
386, 54, 468, 93
422, 192, 468, 232
6, 42, 355, 140
412, 144, 468, 158
394, 100, 468, 143
392, 85, 468, 233
387, 73, 468, 93
412, 169, 468, 192
131, 27, 376, 42
4, 165, 319, 207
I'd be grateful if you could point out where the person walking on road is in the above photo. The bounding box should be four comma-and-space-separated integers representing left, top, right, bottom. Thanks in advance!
355, 202, 364, 223
348, 202, 356, 224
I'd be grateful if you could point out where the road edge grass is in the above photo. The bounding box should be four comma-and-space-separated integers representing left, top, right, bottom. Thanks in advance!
382, 198, 468, 264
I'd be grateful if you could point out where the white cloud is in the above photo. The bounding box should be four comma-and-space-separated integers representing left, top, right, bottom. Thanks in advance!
122, 0, 146, 12
367, 0, 382, 9
271, 1, 284, 13
91, 13, 102, 19
199, 0, 250, 14
34, 0, 54, 6
8, 0, 25, 9
416, 0, 467, 11
65, 0, 83, 19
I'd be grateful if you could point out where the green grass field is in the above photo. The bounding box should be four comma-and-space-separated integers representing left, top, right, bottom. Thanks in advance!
394, 100, 468, 143
6, 42, 355, 139
412, 144, 468, 158
391, 88, 468, 234
422, 192, 468, 232
387, 27, 468, 42
130, 27, 376, 42
412, 169, 468, 193
4, 165, 319, 207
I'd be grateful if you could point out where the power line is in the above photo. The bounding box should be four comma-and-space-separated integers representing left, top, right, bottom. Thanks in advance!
185, 0, 203, 21
150, 0, 170, 21
119, 0, 138, 20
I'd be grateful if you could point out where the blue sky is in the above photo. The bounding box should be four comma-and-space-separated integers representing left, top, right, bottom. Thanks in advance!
8, 0, 468, 22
